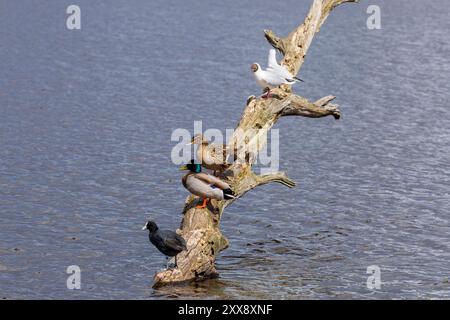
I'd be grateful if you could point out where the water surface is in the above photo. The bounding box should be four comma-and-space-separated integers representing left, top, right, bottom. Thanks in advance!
0, 0, 449, 299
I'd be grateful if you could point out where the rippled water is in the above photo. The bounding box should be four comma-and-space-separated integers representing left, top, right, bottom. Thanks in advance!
1, 0, 449, 299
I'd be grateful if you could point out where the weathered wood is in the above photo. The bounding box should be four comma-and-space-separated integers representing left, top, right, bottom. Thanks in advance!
153, 0, 356, 287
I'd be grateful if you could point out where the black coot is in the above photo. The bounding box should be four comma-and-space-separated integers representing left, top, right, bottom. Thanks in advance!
142, 220, 187, 268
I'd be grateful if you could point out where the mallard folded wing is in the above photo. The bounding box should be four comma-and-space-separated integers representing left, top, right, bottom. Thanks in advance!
194, 173, 231, 190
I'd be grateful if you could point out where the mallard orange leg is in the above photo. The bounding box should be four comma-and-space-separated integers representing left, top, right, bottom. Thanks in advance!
196, 198, 209, 208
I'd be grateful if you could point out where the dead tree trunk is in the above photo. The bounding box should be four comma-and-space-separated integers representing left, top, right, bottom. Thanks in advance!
153, 0, 357, 287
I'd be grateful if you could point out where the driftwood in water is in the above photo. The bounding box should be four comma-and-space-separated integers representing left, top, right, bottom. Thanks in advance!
153, 0, 357, 287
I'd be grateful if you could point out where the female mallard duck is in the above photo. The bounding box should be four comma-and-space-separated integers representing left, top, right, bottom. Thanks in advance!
180, 160, 235, 208
189, 134, 236, 174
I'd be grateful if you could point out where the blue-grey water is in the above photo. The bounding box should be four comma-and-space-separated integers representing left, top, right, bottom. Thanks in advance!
1, 0, 449, 299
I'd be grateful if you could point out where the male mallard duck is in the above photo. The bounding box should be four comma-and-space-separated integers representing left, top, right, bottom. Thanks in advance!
180, 160, 235, 208
142, 220, 187, 268
189, 134, 236, 174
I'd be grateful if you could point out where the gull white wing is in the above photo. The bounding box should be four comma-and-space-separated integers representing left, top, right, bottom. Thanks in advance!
261, 69, 290, 87
267, 49, 279, 70
267, 49, 295, 81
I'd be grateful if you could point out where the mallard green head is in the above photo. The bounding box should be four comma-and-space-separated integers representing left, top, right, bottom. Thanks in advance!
179, 160, 201, 173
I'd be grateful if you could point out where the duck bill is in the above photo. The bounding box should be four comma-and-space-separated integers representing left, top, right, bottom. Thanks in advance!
185, 142, 193, 145
142, 225, 147, 230
179, 165, 188, 171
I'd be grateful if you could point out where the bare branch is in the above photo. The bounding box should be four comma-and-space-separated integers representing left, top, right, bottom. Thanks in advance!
320, 0, 359, 28
256, 172, 296, 188
266, 0, 359, 76
280, 95, 341, 119
232, 171, 295, 198
264, 29, 286, 54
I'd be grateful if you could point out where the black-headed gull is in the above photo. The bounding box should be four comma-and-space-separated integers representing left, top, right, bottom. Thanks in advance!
251, 49, 304, 98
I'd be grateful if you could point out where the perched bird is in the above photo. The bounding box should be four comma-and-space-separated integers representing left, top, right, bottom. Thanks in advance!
251, 49, 304, 98
180, 160, 236, 208
142, 220, 187, 268
188, 134, 236, 174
